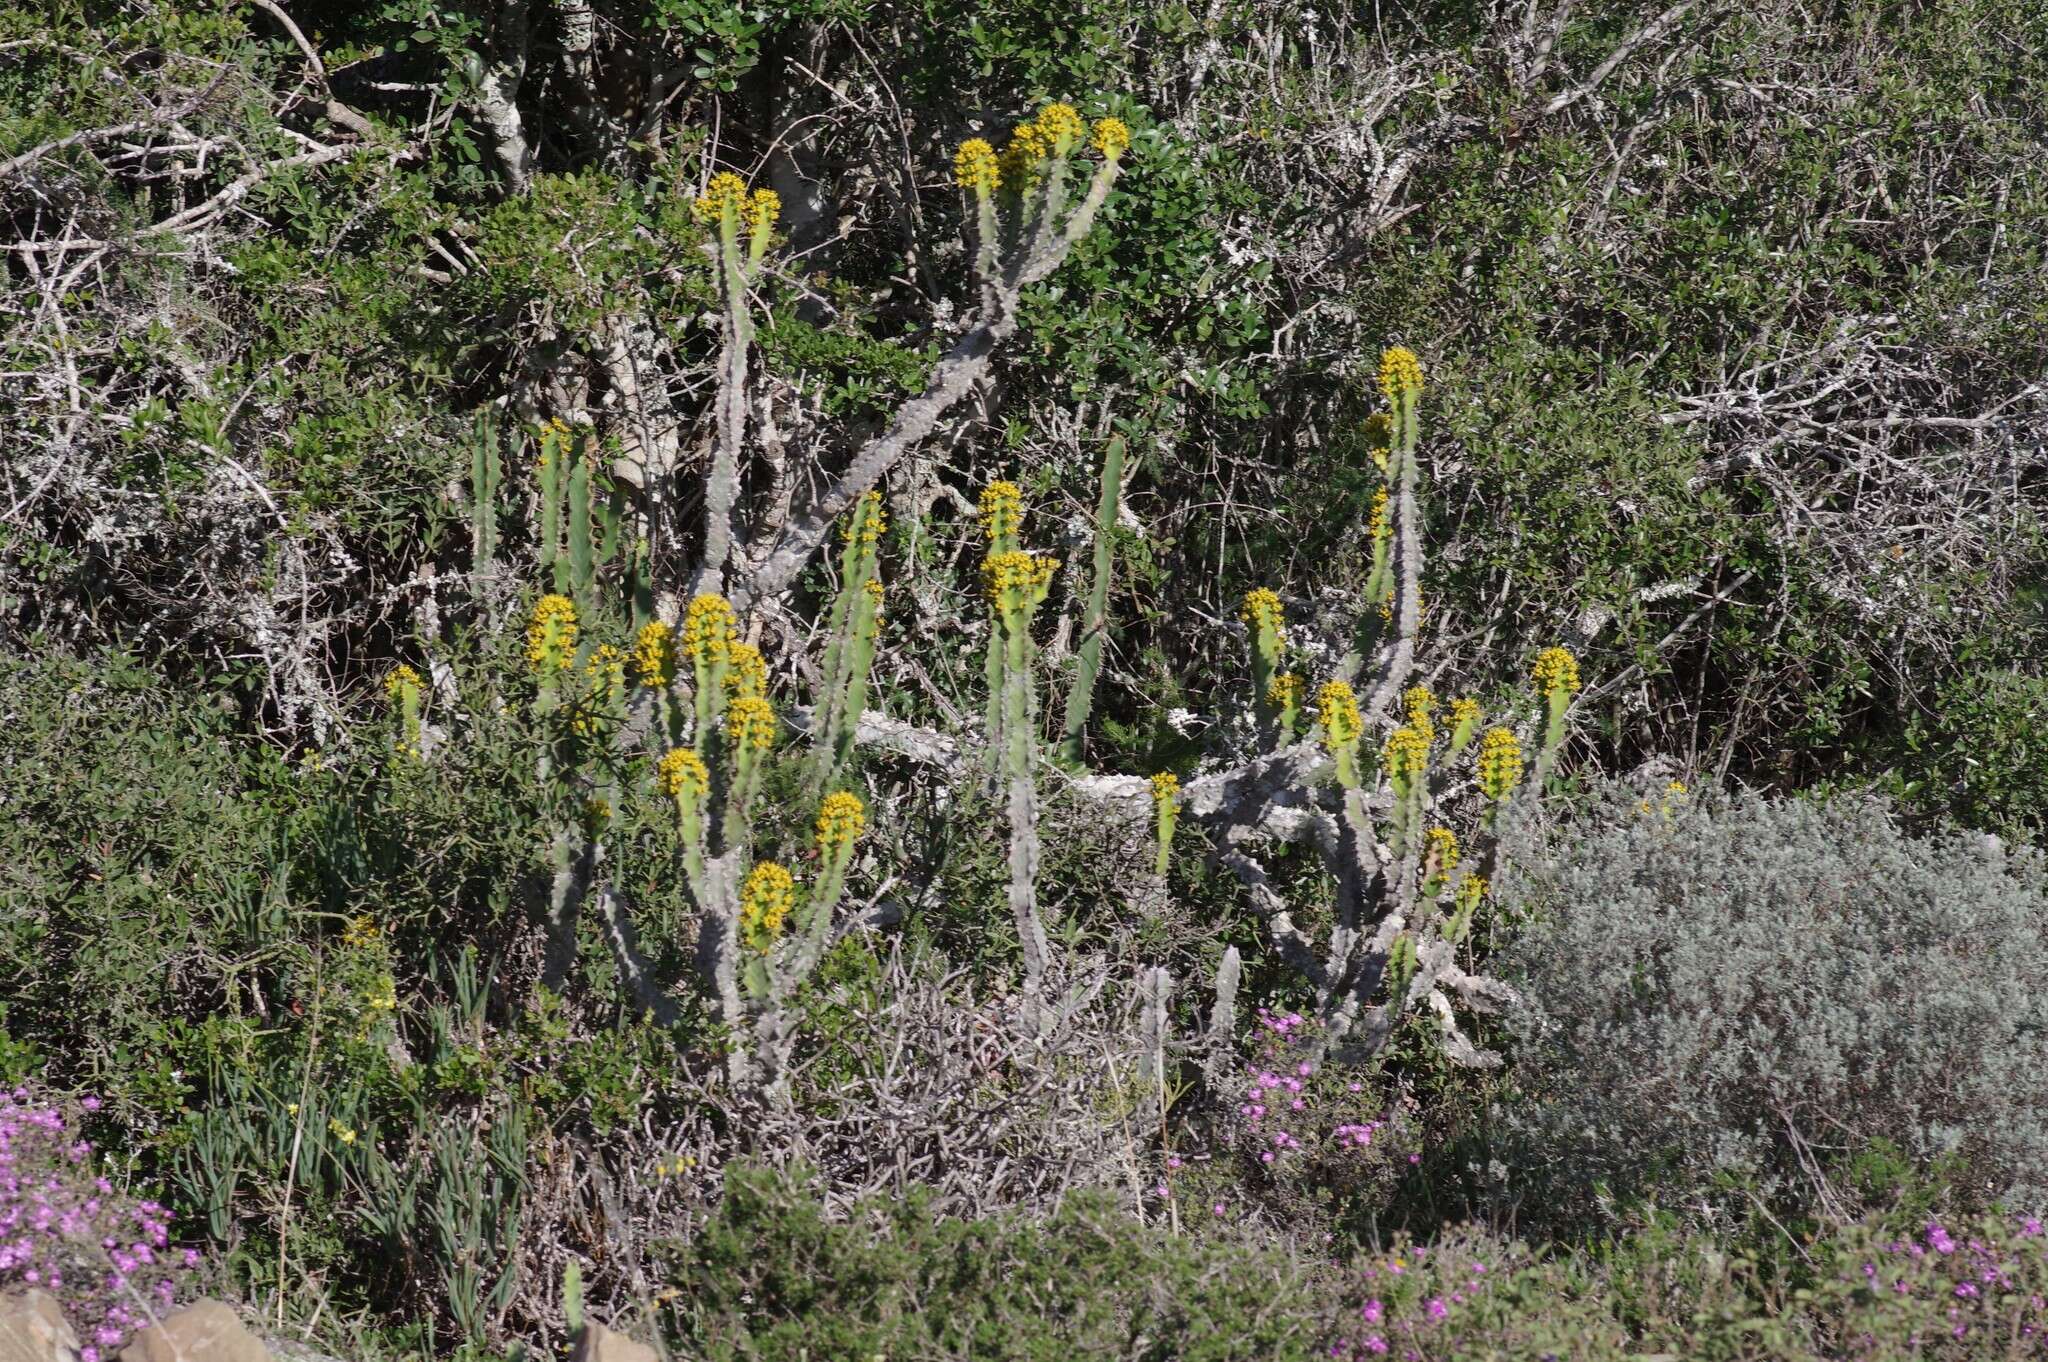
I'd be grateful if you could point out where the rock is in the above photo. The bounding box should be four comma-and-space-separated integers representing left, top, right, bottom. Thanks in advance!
0, 1290, 80, 1362
570, 1322, 658, 1362
119, 1302, 270, 1362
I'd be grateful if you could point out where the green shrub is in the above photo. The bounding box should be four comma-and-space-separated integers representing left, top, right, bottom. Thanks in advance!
660, 1163, 1333, 1361
1495, 785, 2048, 1224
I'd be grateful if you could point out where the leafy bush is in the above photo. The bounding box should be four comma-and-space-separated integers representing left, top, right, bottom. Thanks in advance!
1495, 784, 2048, 1222
661, 1163, 1333, 1361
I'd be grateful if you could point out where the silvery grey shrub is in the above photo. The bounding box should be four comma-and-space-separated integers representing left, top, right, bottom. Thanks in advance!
1495, 782, 2048, 1219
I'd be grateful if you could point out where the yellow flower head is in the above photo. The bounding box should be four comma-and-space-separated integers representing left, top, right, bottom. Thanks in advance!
1477, 727, 1523, 801
341, 915, 382, 948
739, 861, 796, 951
1377, 346, 1424, 404
1315, 679, 1362, 748
384, 663, 423, 703
581, 795, 612, 830
1035, 102, 1086, 150
1454, 872, 1488, 914
1378, 586, 1423, 629
682, 594, 738, 667
693, 171, 748, 225
1424, 826, 1460, 874
979, 480, 1023, 542
998, 124, 1049, 189
982, 550, 1058, 608
1450, 697, 1481, 729
843, 489, 887, 555
1403, 685, 1436, 739
1090, 116, 1131, 159
525, 594, 579, 672
327, 1119, 357, 1146
954, 137, 1001, 192
1667, 779, 1688, 796
1368, 487, 1390, 541
656, 747, 709, 801
1384, 724, 1430, 782
863, 577, 885, 616
726, 694, 776, 751
815, 791, 867, 852
1267, 671, 1303, 713
1532, 646, 1581, 698
728, 641, 768, 700
1149, 771, 1181, 811
746, 187, 780, 234
1240, 588, 1286, 638
633, 620, 677, 689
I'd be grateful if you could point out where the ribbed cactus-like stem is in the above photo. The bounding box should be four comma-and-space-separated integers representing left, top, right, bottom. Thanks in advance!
1059, 434, 1125, 766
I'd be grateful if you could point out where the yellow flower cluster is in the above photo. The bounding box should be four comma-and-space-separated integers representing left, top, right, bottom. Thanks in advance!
385, 663, 423, 703
341, 915, 382, 948
726, 694, 776, 751
1036, 102, 1086, 147
693, 172, 748, 224
654, 1154, 697, 1178
745, 187, 779, 233
573, 644, 625, 734
1091, 116, 1131, 159
1477, 727, 1523, 800
1367, 487, 1389, 540
1532, 646, 1581, 697
682, 593, 737, 666
982, 550, 1059, 606
1240, 587, 1285, 637
1378, 586, 1423, 629
816, 791, 867, 850
1404, 685, 1436, 741
582, 795, 612, 829
656, 747, 709, 800
739, 861, 795, 951
633, 620, 677, 688
863, 577, 885, 616
525, 594, 578, 671
998, 124, 1049, 189
362, 978, 398, 1015
979, 480, 1023, 541
328, 1119, 357, 1147
1384, 724, 1429, 781
1267, 671, 1303, 713
728, 641, 768, 700
844, 489, 888, 553
955, 137, 1001, 192
1455, 873, 1487, 912
1425, 826, 1460, 873
1450, 697, 1481, 730
1315, 679, 1362, 746
1377, 345, 1424, 403
1149, 771, 1181, 810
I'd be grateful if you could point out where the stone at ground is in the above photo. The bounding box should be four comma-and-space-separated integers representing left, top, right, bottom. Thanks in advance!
0, 1290, 81, 1362
571, 1322, 658, 1362
119, 1301, 271, 1362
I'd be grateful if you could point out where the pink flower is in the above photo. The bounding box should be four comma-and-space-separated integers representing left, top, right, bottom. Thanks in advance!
1361, 1336, 1387, 1355
1425, 1298, 1448, 1320
1361, 1299, 1383, 1323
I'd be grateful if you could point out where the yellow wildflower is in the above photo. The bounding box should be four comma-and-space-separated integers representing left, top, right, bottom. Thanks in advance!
682, 594, 738, 667
1240, 587, 1286, 639
1315, 680, 1362, 747
1377, 346, 1424, 404
954, 138, 1001, 192
328, 1119, 357, 1147
816, 791, 867, 851
1149, 771, 1181, 811
1403, 685, 1436, 740
633, 620, 677, 688
1383, 725, 1429, 782
982, 550, 1059, 608
863, 577, 885, 616
998, 123, 1049, 189
1477, 727, 1523, 800
1532, 646, 1581, 698
726, 694, 776, 751
1090, 116, 1131, 159
745, 187, 779, 233
384, 663, 423, 703
525, 594, 578, 672
979, 480, 1023, 542
739, 861, 796, 951
1267, 671, 1303, 714
656, 747, 709, 801
1455, 873, 1487, 912
1450, 697, 1481, 729
843, 489, 887, 553
693, 171, 748, 224
1368, 487, 1389, 540
341, 915, 382, 948
728, 641, 768, 700
1424, 826, 1460, 874
1035, 102, 1086, 150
